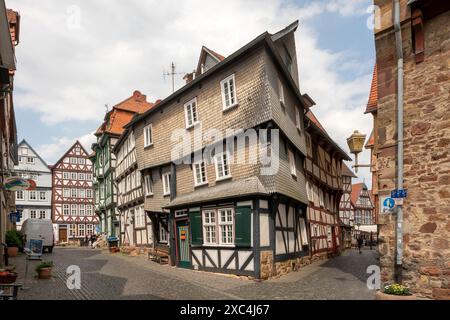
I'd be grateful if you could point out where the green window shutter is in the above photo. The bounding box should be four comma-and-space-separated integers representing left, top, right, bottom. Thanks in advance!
189, 210, 202, 246
235, 206, 252, 247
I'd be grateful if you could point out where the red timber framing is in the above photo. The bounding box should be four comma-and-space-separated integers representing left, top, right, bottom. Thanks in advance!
52, 141, 98, 242
304, 110, 350, 257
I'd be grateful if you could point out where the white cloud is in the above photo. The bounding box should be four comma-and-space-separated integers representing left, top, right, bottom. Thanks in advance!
36, 132, 96, 164
9, 0, 374, 183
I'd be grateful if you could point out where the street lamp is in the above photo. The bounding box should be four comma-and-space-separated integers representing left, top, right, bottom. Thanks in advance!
346, 130, 371, 173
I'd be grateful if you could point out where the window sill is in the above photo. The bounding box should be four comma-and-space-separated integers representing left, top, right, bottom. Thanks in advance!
144, 143, 154, 149
222, 103, 239, 112
194, 182, 208, 188
215, 175, 232, 182
145, 194, 154, 198
163, 193, 171, 197
201, 244, 235, 248
186, 122, 201, 130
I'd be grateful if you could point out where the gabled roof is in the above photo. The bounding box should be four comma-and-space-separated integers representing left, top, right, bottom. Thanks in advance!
0, 2, 16, 70
341, 162, 357, 178
127, 20, 311, 130
196, 46, 226, 75
350, 182, 366, 206
270, 20, 299, 42
95, 91, 154, 137
17, 139, 51, 172
365, 64, 378, 114
305, 110, 351, 161
52, 140, 90, 168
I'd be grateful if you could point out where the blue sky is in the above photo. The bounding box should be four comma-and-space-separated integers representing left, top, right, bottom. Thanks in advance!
9, 0, 375, 184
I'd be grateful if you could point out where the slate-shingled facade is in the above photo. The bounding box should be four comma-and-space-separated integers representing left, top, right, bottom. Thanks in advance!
122, 21, 349, 279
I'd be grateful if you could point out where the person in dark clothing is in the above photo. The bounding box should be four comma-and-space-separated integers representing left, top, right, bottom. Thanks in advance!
357, 236, 363, 254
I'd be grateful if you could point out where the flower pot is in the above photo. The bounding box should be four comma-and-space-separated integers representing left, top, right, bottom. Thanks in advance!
37, 267, 52, 279
375, 291, 417, 300
0, 272, 18, 284
7, 246, 19, 257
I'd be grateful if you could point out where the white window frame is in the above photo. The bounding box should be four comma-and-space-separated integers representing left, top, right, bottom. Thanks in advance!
202, 208, 235, 246
79, 189, 86, 198
193, 161, 208, 186
26, 157, 34, 164
30, 210, 37, 219
63, 204, 69, 215
69, 224, 76, 237
29, 191, 37, 201
71, 157, 77, 164
79, 204, 85, 216
218, 208, 234, 246
278, 78, 285, 106
71, 204, 77, 216
159, 223, 168, 243
214, 152, 231, 181
16, 190, 24, 200
144, 175, 153, 196
202, 210, 217, 245
86, 205, 93, 216
39, 210, 46, 219
79, 173, 85, 180
288, 148, 297, 177
144, 124, 153, 147
71, 188, 77, 198
220, 74, 238, 110
184, 97, 199, 128
162, 172, 171, 196
78, 224, 85, 237
86, 189, 93, 198
63, 172, 69, 180
39, 191, 46, 201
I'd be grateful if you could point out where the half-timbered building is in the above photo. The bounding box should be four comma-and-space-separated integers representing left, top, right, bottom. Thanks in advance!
52, 141, 98, 243
125, 21, 348, 279
303, 110, 351, 258
350, 182, 376, 243
339, 163, 357, 249
90, 91, 153, 237
114, 125, 153, 247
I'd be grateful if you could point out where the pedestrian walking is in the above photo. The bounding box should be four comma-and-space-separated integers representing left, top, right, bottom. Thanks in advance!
357, 236, 363, 254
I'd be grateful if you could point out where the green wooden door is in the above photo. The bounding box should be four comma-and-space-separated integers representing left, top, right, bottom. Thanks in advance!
177, 220, 191, 268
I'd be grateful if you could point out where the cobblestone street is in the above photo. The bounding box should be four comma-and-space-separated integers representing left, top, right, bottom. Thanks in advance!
9, 247, 378, 300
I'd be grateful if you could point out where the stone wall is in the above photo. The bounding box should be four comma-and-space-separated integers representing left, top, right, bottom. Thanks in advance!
260, 250, 319, 279
374, 1, 450, 299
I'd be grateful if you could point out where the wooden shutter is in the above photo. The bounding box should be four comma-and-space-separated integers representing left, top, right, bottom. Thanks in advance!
235, 206, 252, 247
189, 209, 202, 245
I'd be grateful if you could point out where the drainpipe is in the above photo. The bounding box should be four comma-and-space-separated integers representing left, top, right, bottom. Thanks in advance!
393, 0, 404, 283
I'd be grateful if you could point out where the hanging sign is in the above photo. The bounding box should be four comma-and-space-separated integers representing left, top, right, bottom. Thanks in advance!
391, 189, 407, 199
3, 177, 36, 191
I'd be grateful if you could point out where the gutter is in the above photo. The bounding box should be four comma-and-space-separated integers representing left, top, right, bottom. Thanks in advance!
393, 0, 405, 283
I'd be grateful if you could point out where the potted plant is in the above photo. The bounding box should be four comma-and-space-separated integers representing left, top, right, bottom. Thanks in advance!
0, 269, 18, 284
375, 283, 416, 300
35, 261, 54, 279
5, 230, 23, 257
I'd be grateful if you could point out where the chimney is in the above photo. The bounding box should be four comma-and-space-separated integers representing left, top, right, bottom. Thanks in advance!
183, 70, 196, 84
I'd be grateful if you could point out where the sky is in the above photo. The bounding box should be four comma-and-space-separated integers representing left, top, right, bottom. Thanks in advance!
8, 0, 376, 185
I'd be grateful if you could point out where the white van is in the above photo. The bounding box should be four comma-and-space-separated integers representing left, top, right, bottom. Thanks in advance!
20, 219, 55, 253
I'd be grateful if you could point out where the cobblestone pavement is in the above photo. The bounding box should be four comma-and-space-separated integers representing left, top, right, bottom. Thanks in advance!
8, 247, 378, 300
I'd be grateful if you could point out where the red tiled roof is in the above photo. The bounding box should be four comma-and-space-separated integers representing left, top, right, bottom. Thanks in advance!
204, 46, 225, 61
305, 110, 326, 133
365, 64, 378, 114
342, 163, 357, 178
350, 183, 364, 206
96, 91, 156, 136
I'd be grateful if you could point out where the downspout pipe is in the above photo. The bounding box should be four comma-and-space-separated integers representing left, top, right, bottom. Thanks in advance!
393, 0, 404, 283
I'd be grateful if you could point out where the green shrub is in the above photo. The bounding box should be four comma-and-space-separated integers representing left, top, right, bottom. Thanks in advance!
5, 230, 23, 248
383, 284, 411, 296
35, 261, 54, 272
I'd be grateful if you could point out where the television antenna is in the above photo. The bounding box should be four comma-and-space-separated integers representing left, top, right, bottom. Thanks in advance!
163, 62, 184, 93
